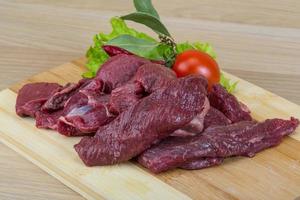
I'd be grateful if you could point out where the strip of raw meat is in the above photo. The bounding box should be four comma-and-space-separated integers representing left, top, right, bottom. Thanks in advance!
179, 157, 224, 170
109, 83, 144, 114
134, 63, 176, 93
16, 83, 62, 117
138, 117, 299, 173
203, 107, 231, 129
42, 79, 90, 111
208, 84, 252, 123
74, 75, 208, 166
96, 54, 150, 92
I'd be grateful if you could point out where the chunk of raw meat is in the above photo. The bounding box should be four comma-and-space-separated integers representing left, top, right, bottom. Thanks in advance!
42, 79, 90, 111
108, 63, 177, 115
203, 107, 231, 129
134, 63, 176, 93
109, 83, 144, 114
179, 157, 224, 170
74, 75, 208, 166
57, 79, 114, 136
96, 54, 150, 92
135, 63, 209, 137
208, 84, 252, 123
16, 82, 62, 117
138, 117, 299, 173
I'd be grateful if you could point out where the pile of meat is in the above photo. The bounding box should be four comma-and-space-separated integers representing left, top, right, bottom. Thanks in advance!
16, 54, 299, 173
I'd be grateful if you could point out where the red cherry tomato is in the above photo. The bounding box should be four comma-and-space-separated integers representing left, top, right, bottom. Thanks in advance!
173, 50, 220, 89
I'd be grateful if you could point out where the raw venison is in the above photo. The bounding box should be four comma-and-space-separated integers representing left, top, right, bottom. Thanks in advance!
208, 84, 252, 123
138, 117, 299, 173
203, 107, 231, 129
102, 45, 165, 65
57, 79, 114, 136
109, 83, 144, 114
16, 82, 62, 117
134, 63, 176, 93
42, 79, 90, 111
96, 54, 150, 92
102, 45, 133, 57
135, 63, 210, 137
74, 75, 208, 166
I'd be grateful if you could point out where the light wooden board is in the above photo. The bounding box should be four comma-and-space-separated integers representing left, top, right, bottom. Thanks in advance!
0, 58, 299, 200
1, 1, 300, 199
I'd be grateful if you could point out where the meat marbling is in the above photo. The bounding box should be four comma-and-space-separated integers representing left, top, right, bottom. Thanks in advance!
74, 75, 208, 166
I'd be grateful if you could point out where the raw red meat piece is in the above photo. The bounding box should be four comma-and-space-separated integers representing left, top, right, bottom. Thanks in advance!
102, 45, 133, 57
108, 63, 176, 114
208, 84, 252, 123
57, 79, 114, 136
42, 79, 90, 111
138, 118, 299, 173
134, 63, 176, 93
96, 54, 150, 92
74, 75, 208, 166
35, 109, 63, 130
109, 83, 144, 114
203, 107, 231, 129
16, 82, 62, 117
171, 97, 210, 137
135, 63, 210, 137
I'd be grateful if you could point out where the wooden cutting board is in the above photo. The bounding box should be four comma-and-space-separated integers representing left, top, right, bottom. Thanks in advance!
0, 57, 300, 200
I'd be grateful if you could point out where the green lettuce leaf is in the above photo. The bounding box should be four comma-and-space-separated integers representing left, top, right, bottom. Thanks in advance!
85, 17, 156, 78
220, 73, 238, 93
176, 41, 217, 59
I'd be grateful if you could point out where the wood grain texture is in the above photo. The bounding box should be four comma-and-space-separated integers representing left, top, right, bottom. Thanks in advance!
1, 0, 300, 199
0, 61, 300, 200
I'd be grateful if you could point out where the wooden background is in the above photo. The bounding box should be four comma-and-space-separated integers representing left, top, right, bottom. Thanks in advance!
0, 0, 300, 199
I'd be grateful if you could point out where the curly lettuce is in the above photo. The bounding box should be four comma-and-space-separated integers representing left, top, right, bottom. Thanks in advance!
176, 41, 216, 59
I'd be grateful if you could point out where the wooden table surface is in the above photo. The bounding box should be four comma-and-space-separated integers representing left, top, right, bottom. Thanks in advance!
0, 0, 300, 199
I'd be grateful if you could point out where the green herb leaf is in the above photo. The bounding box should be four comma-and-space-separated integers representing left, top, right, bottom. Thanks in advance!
176, 41, 217, 59
121, 12, 171, 37
85, 17, 157, 78
220, 73, 238, 93
106, 34, 163, 60
133, 0, 160, 19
